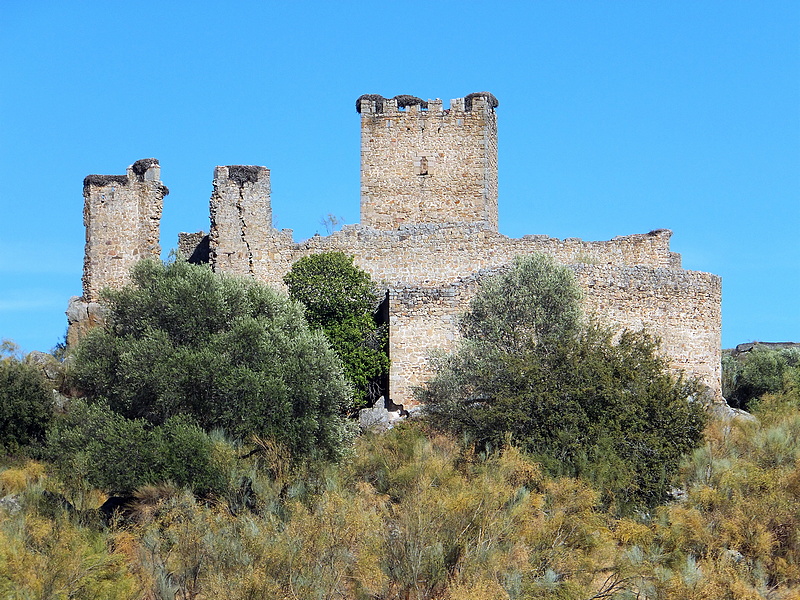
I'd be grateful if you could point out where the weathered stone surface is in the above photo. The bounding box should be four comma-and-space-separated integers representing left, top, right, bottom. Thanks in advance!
359, 95, 498, 230
25, 351, 63, 382
0, 495, 21, 514
52, 390, 70, 412
707, 403, 759, 424
82, 159, 167, 302
65, 296, 107, 348
358, 397, 405, 432
209, 165, 273, 278
177, 231, 209, 263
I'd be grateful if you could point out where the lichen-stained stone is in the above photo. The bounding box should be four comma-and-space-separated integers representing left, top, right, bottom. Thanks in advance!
65, 296, 107, 348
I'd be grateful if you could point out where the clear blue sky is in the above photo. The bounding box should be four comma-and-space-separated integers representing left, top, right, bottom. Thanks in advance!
1, 0, 798, 353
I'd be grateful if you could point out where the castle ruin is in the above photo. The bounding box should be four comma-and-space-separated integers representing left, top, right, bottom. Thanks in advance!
71, 93, 722, 405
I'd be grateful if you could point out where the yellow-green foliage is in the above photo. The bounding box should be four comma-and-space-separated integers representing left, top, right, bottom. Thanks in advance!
76, 424, 620, 600
0, 505, 137, 599
4, 391, 800, 599
0, 460, 46, 494
624, 385, 800, 599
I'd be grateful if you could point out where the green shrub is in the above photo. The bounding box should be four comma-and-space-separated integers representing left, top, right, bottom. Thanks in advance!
0, 348, 53, 453
43, 399, 226, 495
420, 254, 707, 511
723, 346, 800, 409
69, 259, 355, 462
284, 252, 388, 409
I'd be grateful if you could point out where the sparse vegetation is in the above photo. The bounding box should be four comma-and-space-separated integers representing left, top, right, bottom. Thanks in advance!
4, 386, 800, 599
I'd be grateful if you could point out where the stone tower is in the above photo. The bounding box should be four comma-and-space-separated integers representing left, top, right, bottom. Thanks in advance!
81, 158, 168, 302
209, 165, 272, 277
358, 93, 499, 230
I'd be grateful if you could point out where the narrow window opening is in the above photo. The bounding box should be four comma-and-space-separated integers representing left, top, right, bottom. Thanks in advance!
418, 156, 428, 176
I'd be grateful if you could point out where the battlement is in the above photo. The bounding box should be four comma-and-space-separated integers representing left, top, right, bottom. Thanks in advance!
359, 92, 499, 231
355, 92, 498, 116
82, 158, 167, 301
83, 158, 163, 191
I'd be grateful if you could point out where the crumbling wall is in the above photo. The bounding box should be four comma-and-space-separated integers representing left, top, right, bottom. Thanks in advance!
387, 264, 722, 407
287, 224, 680, 286
209, 165, 274, 278
177, 231, 208, 262
574, 264, 722, 396
359, 94, 499, 230
197, 221, 679, 287
180, 209, 718, 405
82, 158, 168, 302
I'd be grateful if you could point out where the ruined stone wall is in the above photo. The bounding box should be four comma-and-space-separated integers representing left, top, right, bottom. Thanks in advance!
81, 86, 723, 410
183, 198, 719, 405
178, 231, 207, 260
82, 158, 167, 302
231, 223, 680, 288
387, 275, 483, 405
387, 264, 722, 406
359, 94, 498, 230
574, 264, 722, 396
209, 165, 274, 278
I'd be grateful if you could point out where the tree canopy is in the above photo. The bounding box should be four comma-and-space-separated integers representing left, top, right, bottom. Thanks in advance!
419, 253, 707, 511
723, 346, 800, 410
284, 252, 388, 409
0, 341, 53, 453
70, 259, 354, 461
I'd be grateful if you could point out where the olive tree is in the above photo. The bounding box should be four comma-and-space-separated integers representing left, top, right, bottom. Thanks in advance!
70, 259, 354, 461
420, 253, 706, 511
0, 341, 53, 453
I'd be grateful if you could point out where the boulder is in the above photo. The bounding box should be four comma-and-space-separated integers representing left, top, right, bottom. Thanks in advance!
0, 495, 21, 514
359, 397, 406, 433
708, 402, 759, 425
25, 351, 63, 383
65, 296, 107, 347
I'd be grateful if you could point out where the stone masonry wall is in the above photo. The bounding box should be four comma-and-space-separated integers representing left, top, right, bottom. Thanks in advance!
388, 275, 483, 405
178, 231, 207, 260
225, 223, 680, 289
359, 94, 498, 230
575, 264, 722, 395
184, 213, 720, 404
388, 264, 722, 406
82, 158, 168, 302
209, 165, 274, 278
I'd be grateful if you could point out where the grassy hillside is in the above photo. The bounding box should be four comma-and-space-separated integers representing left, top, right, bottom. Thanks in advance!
2, 381, 800, 599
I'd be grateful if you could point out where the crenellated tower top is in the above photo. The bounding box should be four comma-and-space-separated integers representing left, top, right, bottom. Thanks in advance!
358, 93, 499, 231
